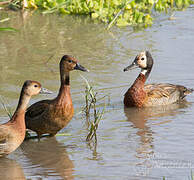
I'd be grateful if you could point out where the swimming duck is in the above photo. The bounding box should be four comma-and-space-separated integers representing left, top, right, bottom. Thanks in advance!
25, 55, 88, 139
0, 80, 50, 157
123, 51, 193, 107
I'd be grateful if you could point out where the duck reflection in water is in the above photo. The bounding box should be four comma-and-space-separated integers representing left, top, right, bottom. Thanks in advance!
0, 158, 25, 180
124, 101, 190, 159
21, 137, 74, 180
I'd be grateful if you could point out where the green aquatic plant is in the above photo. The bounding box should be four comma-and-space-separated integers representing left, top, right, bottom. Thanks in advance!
0, 96, 12, 118
1, 0, 193, 27
0, 18, 9, 23
0, 17, 18, 32
81, 75, 106, 143
0, 27, 18, 31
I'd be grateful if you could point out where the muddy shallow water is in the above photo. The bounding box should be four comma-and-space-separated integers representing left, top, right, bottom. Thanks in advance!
0, 7, 194, 180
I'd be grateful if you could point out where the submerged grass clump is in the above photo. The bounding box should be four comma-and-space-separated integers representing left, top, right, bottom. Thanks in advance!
0, 96, 12, 118
81, 75, 107, 143
0, 27, 18, 32
1, 0, 193, 28
0, 18, 18, 32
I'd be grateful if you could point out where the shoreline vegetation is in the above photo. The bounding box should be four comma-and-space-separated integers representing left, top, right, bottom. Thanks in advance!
0, 0, 194, 29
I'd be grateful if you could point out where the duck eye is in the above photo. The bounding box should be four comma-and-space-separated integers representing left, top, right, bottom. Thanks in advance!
34, 85, 38, 88
68, 60, 73, 63
141, 57, 145, 61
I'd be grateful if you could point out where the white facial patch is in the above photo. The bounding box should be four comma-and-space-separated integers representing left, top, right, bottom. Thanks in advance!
137, 51, 147, 69
141, 69, 147, 75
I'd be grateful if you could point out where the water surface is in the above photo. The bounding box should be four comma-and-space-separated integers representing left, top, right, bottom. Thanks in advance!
0, 7, 194, 180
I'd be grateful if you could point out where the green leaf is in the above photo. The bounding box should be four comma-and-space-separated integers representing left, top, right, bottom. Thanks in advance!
91, 12, 99, 19
0, 27, 18, 32
0, 18, 10, 23
117, 18, 130, 26
137, 12, 144, 23
56, 133, 71, 136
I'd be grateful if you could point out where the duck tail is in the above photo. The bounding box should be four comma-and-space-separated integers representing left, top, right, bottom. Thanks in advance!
177, 85, 193, 99
183, 88, 194, 96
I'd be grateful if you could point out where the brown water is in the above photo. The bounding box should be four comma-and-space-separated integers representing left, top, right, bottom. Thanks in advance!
0, 7, 194, 180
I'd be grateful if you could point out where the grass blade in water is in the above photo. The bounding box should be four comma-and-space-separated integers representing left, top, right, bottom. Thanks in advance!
0, 18, 10, 23
0, 96, 12, 118
0, 27, 18, 32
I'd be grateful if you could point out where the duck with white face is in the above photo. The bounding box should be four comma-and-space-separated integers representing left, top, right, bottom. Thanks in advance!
123, 51, 193, 107
0, 80, 51, 157
124, 51, 153, 78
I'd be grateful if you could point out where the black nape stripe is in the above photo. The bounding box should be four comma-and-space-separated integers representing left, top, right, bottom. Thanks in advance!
65, 76, 70, 85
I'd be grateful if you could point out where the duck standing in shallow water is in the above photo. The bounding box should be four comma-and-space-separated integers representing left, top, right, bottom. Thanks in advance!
0, 80, 50, 157
25, 55, 88, 139
123, 51, 193, 107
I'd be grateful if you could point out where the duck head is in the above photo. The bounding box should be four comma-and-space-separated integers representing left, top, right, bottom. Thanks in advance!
23, 80, 52, 96
123, 51, 153, 76
60, 55, 89, 72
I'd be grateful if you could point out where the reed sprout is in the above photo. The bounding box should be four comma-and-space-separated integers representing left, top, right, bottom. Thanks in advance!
81, 75, 107, 143
0, 96, 12, 118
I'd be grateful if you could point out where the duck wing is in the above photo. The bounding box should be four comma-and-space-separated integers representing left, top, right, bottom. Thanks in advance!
144, 83, 193, 106
25, 100, 51, 119
0, 126, 8, 143
0, 126, 9, 155
145, 84, 174, 98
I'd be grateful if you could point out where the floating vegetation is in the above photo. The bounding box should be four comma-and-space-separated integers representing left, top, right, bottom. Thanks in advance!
81, 75, 107, 143
25, 131, 71, 140
55, 133, 71, 136
0, 0, 193, 27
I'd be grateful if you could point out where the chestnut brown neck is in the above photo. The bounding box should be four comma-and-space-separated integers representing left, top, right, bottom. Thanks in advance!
60, 64, 70, 86
131, 73, 147, 89
124, 73, 147, 107
57, 67, 71, 102
11, 91, 31, 123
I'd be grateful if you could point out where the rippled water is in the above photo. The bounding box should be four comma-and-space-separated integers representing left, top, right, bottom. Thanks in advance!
0, 7, 194, 180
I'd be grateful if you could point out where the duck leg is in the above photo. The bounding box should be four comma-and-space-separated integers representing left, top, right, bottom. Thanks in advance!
37, 133, 41, 142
